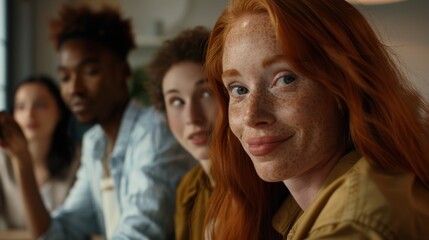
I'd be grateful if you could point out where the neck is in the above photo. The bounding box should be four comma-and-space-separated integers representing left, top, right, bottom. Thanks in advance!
27, 138, 52, 167
100, 99, 129, 150
283, 150, 345, 211
27, 138, 52, 186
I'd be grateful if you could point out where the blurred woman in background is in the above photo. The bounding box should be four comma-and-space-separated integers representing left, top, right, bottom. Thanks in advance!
0, 75, 79, 229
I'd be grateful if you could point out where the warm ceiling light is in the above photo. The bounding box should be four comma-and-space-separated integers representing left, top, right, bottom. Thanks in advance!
347, 0, 406, 4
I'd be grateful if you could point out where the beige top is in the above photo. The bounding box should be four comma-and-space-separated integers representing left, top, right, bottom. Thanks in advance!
0, 150, 80, 229
272, 150, 429, 240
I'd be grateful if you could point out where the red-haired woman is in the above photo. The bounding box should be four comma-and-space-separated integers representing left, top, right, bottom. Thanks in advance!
204, 0, 429, 239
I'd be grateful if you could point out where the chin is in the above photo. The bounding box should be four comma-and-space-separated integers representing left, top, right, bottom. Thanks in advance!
190, 149, 209, 162
24, 134, 37, 141
256, 173, 281, 182
254, 162, 288, 183
75, 115, 96, 125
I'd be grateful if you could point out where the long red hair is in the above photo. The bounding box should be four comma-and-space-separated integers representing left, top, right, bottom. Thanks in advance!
205, 0, 429, 239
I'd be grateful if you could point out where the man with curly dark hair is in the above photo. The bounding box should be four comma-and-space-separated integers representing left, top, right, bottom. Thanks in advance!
6, 4, 195, 239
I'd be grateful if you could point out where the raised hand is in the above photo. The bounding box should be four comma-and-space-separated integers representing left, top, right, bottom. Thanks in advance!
0, 111, 31, 166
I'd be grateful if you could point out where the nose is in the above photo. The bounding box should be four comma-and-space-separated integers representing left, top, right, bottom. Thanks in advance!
29, 106, 36, 117
185, 98, 204, 125
243, 91, 275, 128
25, 106, 36, 119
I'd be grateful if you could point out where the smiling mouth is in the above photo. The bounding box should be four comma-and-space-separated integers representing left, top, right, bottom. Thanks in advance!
248, 141, 283, 156
246, 137, 289, 157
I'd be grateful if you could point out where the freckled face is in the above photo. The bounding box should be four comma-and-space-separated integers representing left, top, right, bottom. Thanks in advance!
222, 14, 345, 182
163, 61, 217, 162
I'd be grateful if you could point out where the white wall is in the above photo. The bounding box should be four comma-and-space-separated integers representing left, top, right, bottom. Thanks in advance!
356, 0, 429, 99
26, 0, 228, 77
15, 0, 428, 100
0, 0, 6, 109
9, 0, 71, 95
34, 0, 71, 79
119, 0, 228, 68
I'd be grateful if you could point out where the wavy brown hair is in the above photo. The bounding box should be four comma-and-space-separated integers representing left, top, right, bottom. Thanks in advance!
50, 4, 135, 60
146, 26, 210, 114
204, 0, 429, 239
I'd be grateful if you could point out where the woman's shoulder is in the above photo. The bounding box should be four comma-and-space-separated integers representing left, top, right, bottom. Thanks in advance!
177, 166, 205, 203
178, 166, 204, 190
313, 156, 429, 238
0, 150, 8, 166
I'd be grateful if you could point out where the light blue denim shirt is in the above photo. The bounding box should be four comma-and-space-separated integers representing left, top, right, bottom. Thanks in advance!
41, 101, 195, 240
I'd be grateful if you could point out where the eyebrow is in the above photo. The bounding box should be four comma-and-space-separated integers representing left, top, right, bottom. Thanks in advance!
262, 54, 286, 68
221, 55, 286, 79
57, 58, 100, 71
221, 69, 240, 79
164, 78, 206, 96
195, 79, 206, 86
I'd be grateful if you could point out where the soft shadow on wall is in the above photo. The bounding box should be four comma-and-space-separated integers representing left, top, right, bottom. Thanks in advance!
352, 0, 429, 99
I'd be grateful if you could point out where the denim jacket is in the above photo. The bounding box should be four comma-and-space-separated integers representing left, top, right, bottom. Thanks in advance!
41, 101, 195, 240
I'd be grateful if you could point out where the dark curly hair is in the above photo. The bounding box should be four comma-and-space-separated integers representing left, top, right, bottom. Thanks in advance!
50, 4, 136, 60
146, 26, 210, 114
12, 75, 75, 179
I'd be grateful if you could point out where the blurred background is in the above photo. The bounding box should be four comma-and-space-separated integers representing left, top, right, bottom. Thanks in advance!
1, 0, 428, 110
